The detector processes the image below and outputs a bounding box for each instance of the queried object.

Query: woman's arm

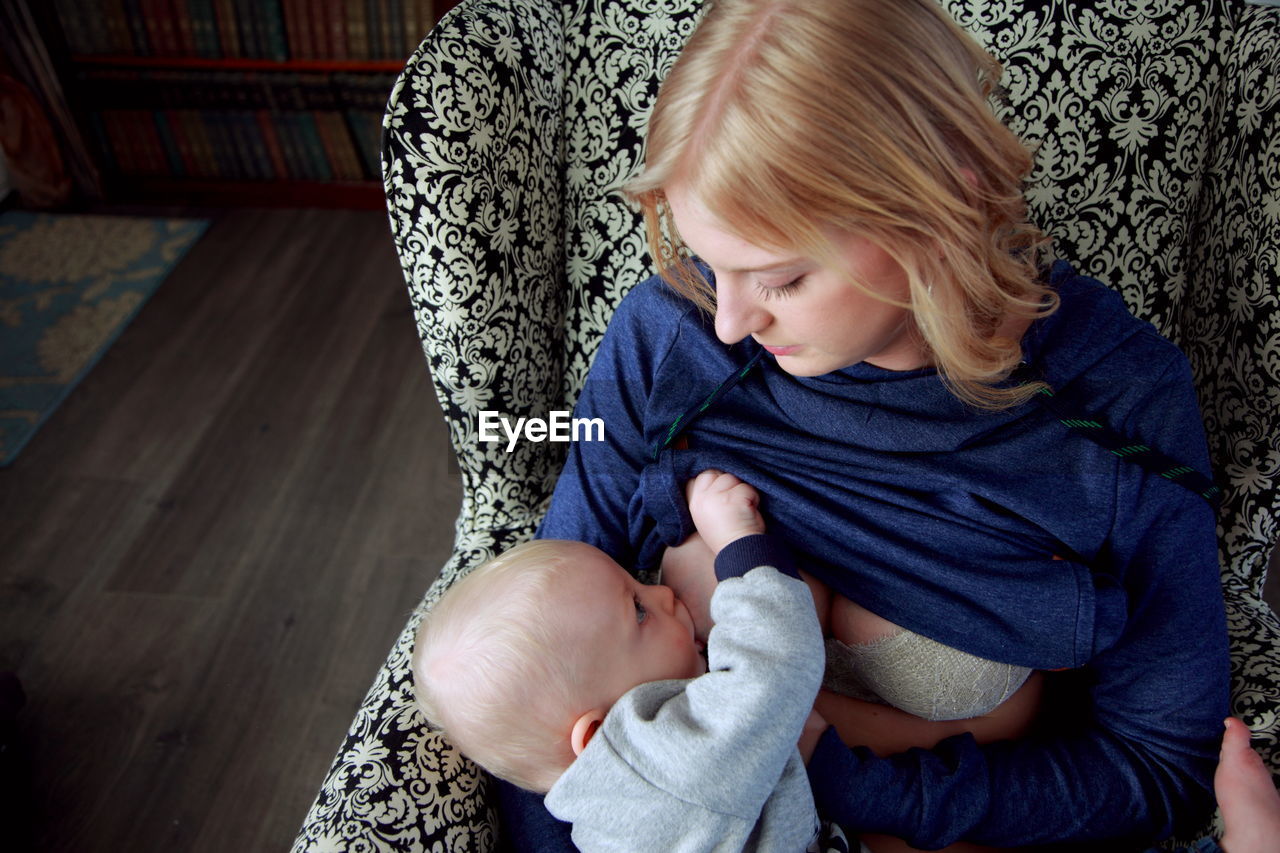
[536,277,692,561]
[807,357,1230,848]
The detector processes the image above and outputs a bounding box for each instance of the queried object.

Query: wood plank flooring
[0,208,460,852]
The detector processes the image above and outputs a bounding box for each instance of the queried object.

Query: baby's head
[412,539,705,792]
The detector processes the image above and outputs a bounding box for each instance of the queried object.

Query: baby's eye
[634,596,648,625]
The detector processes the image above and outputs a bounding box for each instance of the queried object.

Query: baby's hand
[685,469,766,554]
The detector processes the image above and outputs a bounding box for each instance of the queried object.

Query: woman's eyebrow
[716,258,809,274]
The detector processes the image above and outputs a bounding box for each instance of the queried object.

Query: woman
[510,0,1230,848]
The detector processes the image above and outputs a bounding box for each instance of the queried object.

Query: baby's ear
[570,710,606,757]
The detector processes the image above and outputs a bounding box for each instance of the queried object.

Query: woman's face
[666,187,930,376]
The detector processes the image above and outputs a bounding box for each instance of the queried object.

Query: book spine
[350,111,381,180]
[186,0,205,56]
[182,110,217,178]
[85,111,119,174]
[90,69,127,173]
[312,110,341,180]
[384,0,399,60]
[152,111,186,176]
[173,0,197,55]
[237,111,266,179]
[145,70,185,176]
[163,108,199,176]
[298,74,335,180]
[202,111,229,178]
[121,0,151,55]
[306,0,326,59]
[234,74,273,179]
[272,74,310,179]
[327,111,363,181]
[355,0,371,59]
[128,109,165,176]
[213,0,240,57]
[256,110,290,179]
[283,0,308,60]
[54,0,91,55]
[261,0,288,61]
[136,0,158,56]
[335,74,378,180]
[194,0,222,57]
[156,0,182,56]
[404,0,422,58]
[103,0,130,53]
[81,0,112,53]
[185,70,230,177]
[351,73,394,179]
[233,0,258,58]
[322,77,363,181]
[347,0,367,61]
[294,111,325,179]
[219,73,248,178]
[99,111,130,175]
[181,0,198,57]
[264,76,300,179]
[278,112,306,179]
[326,0,346,60]
[371,0,384,58]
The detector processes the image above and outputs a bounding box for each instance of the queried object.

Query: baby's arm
[687,469,829,762]
[668,471,831,642]
[547,472,828,850]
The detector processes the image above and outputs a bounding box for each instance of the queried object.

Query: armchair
[294,1,1280,849]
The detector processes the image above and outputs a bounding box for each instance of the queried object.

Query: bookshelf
[47,0,461,208]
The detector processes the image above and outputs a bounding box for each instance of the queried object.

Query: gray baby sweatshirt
[544,553,825,852]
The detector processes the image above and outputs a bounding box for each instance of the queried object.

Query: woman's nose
[713,279,769,344]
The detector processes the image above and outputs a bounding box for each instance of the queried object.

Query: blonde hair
[627,0,1057,408]
[412,540,597,793]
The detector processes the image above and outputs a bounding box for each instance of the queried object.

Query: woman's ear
[570,710,606,757]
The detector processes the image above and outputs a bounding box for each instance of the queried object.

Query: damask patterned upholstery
[293,1,1280,849]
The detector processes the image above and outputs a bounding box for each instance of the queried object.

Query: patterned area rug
[0,211,209,466]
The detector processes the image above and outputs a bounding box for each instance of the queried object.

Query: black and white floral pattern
[294,1,1279,849]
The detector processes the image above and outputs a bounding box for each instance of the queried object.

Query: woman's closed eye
[634,595,648,625]
[755,275,805,301]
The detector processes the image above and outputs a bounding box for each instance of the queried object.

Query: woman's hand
[685,469,766,554]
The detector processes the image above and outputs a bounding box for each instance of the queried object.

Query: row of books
[55,0,440,62]
[79,70,398,182]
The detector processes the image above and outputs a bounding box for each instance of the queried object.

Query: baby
[412,469,830,851]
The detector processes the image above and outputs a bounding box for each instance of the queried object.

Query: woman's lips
[761,344,800,356]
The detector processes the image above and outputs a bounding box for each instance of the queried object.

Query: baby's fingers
[687,468,732,501]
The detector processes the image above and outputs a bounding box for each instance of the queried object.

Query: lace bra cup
[823,631,1033,722]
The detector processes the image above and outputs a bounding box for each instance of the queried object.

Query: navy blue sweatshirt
[537,261,1229,847]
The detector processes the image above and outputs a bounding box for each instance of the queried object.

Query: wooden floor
[0,208,460,852]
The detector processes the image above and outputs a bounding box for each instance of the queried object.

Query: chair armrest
[384,0,571,533]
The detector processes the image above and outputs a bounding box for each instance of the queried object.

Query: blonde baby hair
[412,540,597,793]
[627,0,1057,409]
